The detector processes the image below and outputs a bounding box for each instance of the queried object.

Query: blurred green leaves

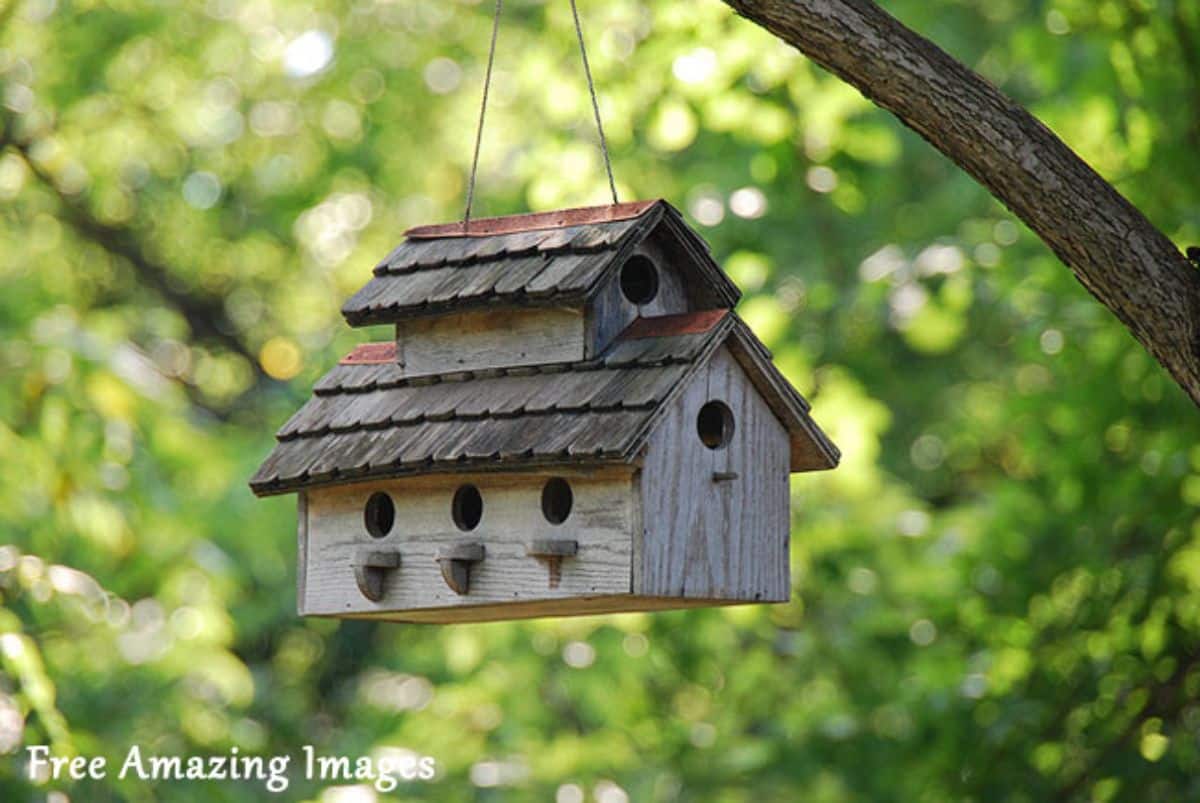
[0,0,1198,801]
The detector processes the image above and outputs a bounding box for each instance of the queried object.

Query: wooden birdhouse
[250,200,839,623]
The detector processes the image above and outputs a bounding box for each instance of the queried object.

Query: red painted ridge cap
[618,309,730,340]
[405,200,663,240]
[340,342,397,365]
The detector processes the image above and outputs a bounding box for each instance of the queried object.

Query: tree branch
[1171,6,1200,149]
[1054,642,1199,800]
[722,0,1200,407]
[10,142,260,366]
[0,123,279,418]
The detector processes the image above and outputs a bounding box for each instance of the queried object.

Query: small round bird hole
[620,255,660,305]
[452,484,484,531]
[541,478,574,525]
[697,401,735,449]
[364,492,395,539]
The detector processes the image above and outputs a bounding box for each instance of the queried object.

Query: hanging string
[464,0,504,226]
[569,0,619,206]
[464,0,619,225]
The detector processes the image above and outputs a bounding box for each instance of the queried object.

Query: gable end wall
[635,346,791,601]
[586,233,690,358]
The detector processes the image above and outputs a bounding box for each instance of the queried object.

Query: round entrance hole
[364,492,395,539]
[452,484,484,531]
[620,255,659,305]
[541,478,574,525]
[697,401,735,450]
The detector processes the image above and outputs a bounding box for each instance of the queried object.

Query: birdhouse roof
[340,200,740,327]
[249,310,838,497]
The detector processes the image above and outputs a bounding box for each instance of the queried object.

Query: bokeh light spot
[673,48,717,85]
[284,31,334,78]
[182,172,221,210]
[806,165,838,193]
[729,187,767,219]
[260,337,302,380]
[424,58,462,94]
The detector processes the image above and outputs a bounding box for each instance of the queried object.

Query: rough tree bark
[722,0,1200,408]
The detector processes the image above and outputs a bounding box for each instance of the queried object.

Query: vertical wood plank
[630,469,645,593]
[585,277,629,360]
[394,326,406,372]
[297,492,309,615]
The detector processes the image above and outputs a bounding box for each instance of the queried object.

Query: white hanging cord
[464,0,619,225]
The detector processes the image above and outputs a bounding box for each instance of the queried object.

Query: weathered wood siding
[396,307,585,377]
[297,492,309,615]
[636,346,792,601]
[302,468,636,621]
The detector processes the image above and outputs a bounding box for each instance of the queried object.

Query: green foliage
[1,0,1199,800]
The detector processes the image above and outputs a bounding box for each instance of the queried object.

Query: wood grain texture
[723,0,1200,407]
[649,209,741,309]
[637,346,791,601]
[297,492,309,615]
[586,272,632,360]
[302,468,637,617]
[396,307,586,377]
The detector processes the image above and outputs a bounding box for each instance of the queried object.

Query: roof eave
[341,289,592,328]
[723,316,841,472]
[657,204,742,309]
[613,313,739,464]
[249,310,737,497]
[249,452,638,498]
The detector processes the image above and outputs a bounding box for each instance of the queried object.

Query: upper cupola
[340,200,741,379]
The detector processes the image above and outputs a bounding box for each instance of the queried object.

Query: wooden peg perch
[436,543,486,595]
[354,550,401,602]
[527,539,579,588]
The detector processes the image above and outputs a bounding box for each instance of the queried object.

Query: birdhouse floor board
[328,595,754,625]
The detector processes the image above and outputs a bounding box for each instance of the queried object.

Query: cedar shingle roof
[340,200,740,326]
[249,312,839,497]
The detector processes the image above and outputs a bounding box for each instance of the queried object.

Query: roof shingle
[252,304,840,497]
[250,316,730,496]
